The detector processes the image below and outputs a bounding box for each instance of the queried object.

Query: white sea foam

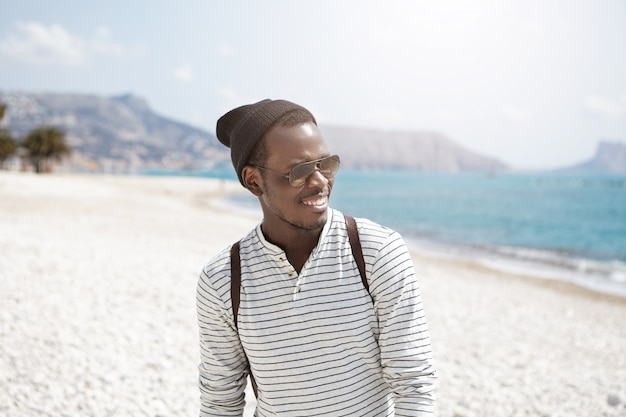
[404,236,626,299]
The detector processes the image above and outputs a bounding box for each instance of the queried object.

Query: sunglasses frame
[253,154,341,188]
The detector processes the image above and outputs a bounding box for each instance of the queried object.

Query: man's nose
[305,169,329,187]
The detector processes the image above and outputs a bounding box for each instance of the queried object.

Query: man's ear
[242,165,263,196]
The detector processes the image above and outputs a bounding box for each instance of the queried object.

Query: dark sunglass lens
[288,156,341,186]
[290,161,316,183]
[320,155,340,174]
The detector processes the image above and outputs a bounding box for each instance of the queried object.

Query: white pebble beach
[1,172,625,417]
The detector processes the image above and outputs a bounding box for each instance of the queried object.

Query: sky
[0,0,625,169]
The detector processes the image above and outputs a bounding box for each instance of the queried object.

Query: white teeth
[303,196,327,206]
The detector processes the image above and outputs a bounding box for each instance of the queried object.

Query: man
[197,99,436,416]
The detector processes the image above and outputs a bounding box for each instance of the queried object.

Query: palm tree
[0,130,17,169]
[0,102,17,169]
[21,126,71,173]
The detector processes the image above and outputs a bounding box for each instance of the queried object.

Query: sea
[143,169,626,298]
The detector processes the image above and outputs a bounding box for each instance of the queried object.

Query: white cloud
[584,95,624,118]
[173,65,194,82]
[501,104,532,122]
[0,21,87,66]
[0,21,140,67]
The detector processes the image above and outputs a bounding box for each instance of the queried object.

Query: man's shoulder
[200,227,258,279]
[200,246,230,282]
[333,209,395,239]
[331,210,405,262]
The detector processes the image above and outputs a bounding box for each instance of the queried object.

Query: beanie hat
[216,99,316,186]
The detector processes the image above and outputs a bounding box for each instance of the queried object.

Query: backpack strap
[229,241,242,329]
[229,240,258,397]
[344,215,368,293]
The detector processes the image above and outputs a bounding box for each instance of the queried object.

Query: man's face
[257,122,334,232]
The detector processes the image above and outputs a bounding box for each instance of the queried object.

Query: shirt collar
[253,208,336,256]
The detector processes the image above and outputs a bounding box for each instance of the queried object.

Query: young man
[197,99,436,416]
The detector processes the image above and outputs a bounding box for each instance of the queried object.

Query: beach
[1,172,625,417]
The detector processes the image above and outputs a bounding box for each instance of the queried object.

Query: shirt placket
[277,255,303,302]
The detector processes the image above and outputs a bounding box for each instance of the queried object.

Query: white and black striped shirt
[197,209,436,416]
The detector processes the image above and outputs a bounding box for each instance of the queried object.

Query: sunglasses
[253,155,341,188]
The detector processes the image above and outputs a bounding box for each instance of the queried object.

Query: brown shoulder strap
[230,241,241,329]
[345,215,369,292]
[229,240,258,397]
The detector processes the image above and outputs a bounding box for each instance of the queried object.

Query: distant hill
[0,91,229,173]
[554,141,626,174]
[320,125,508,172]
[0,91,509,173]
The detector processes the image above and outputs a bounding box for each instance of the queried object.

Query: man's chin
[291,211,328,231]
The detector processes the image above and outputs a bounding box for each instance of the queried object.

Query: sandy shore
[1,172,625,417]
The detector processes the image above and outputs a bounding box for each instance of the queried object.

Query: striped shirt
[197,209,436,416]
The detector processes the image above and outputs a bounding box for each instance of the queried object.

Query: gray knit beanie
[216,99,316,186]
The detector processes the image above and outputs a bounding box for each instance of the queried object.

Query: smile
[302,195,328,207]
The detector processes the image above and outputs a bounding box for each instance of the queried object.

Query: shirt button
[294,286,301,293]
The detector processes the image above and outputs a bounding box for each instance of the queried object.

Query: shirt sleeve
[196,260,249,417]
[369,230,437,416]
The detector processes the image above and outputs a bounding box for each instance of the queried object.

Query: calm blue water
[332,171,626,262]
[142,169,626,297]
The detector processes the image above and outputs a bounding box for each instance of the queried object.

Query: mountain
[0,91,229,173]
[0,91,509,173]
[319,125,508,172]
[554,141,626,174]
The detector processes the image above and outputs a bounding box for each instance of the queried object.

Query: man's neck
[261,223,323,274]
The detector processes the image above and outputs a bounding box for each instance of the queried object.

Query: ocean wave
[404,236,626,299]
